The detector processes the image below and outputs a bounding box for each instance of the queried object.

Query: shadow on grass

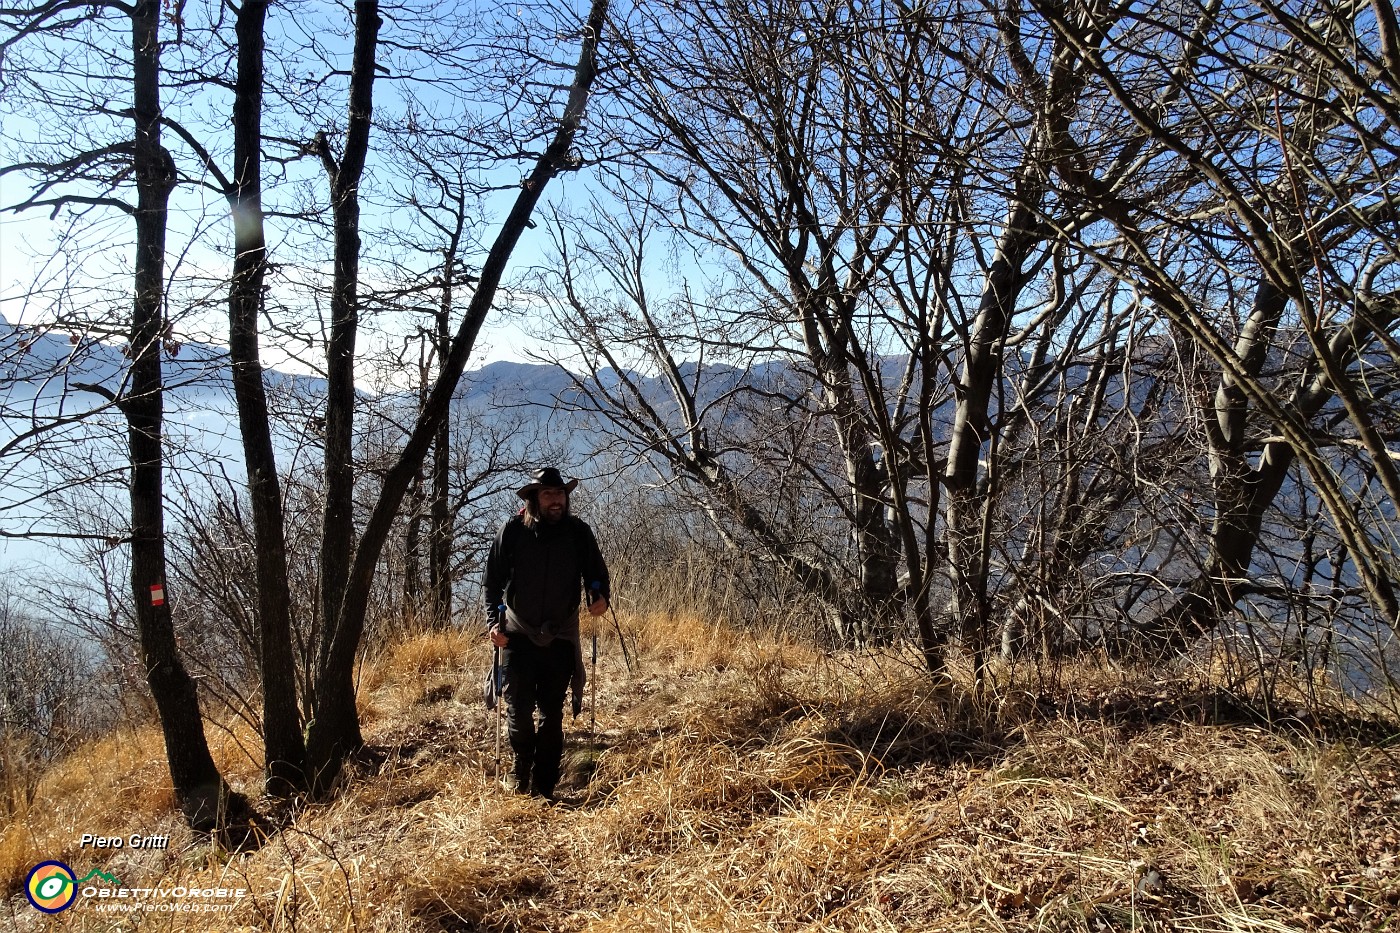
[1053,686,1400,746]
[820,682,1400,782]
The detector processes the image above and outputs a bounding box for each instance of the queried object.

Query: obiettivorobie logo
[25,862,122,913]
[24,860,245,915]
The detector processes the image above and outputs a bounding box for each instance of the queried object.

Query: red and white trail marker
[150,584,165,607]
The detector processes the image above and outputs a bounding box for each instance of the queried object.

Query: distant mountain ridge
[0,313,778,567]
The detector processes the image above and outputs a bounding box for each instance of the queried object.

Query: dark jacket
[482,513,610,647]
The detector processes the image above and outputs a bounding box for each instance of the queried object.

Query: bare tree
[550,0,1156,682]
[584,0,970,664]
[1028,0,1400,651]
[312,0,382,737]
[0,0,246,831]
[377,125,489,627]
[302,0,611,792]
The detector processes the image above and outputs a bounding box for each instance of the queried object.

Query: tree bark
[429,266,454,627]
[943,191,1043,663]
[228,0,306,797]
[129,0,241,830]
[313,0,382,757]
[312,0,383,767]
[1134,286,1398,656]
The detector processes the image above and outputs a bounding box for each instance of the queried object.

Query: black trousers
[500,635,574,794]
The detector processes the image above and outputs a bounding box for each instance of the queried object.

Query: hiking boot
[505,771,532,795]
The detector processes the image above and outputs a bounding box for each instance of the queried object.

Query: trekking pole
[492,644,502,775]
[610,602,634,674]
[492,603,505,777]
[593,580,633,674]
[587,583,600,733]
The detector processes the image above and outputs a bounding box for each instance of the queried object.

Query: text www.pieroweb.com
[91,901,237,913]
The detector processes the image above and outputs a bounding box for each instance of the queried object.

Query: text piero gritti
[79,834,170,850]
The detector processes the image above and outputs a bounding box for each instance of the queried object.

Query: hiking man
[484,467,610,799]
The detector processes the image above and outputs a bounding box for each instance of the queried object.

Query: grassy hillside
[3,615,1398,931]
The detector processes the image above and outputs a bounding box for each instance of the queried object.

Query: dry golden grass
[0,726,181,894]
[3,614,1398,932]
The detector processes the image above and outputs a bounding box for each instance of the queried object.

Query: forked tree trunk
[1133,284,1398,657]
[313,0,382,762]
[304,0,612,795]
[943,193,1043,669]
[316,0,380,638]
[229,0,306,796]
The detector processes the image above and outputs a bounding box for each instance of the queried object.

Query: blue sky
[0,0,601,378]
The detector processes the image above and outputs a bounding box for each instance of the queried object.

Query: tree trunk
[798,302,900,644]
[317,0,381,651]
[313,0,382,757]
[429,286,453,627]
[944,191,1043,666]
[304,0,611,795]
[129,0,241,830]
[843,413,901,643]
[404,463,424,614]
[229,0,306,797]
[1132,285,1400,656]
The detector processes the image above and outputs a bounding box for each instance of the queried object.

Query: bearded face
[534,487,568,523]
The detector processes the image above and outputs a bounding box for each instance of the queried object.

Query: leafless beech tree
[573,0,964,667]
[544,0,1399,685]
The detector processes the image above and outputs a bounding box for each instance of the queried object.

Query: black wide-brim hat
[516,466,579,500]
